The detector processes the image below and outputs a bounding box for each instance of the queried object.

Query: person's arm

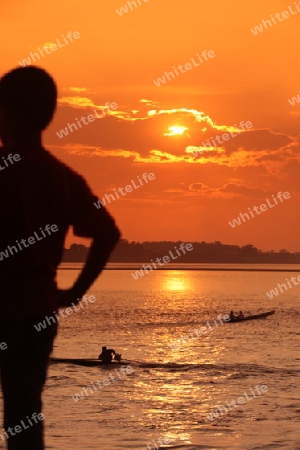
[71,229,120,300]
[56,173,121,308]
[57,230,120,307]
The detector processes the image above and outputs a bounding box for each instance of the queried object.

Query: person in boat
[229,311,236,321]
[237,311,244,319]
[114,352,122,362]
[98,346,116,363]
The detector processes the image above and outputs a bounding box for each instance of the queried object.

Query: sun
[164,126,189,136]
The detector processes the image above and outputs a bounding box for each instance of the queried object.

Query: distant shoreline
[58,265,300,272]
[63,240,300,266]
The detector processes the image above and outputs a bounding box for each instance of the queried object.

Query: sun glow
[164,126,189,136]
[161,273,192,292]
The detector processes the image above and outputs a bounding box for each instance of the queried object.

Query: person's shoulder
[43,148,89,185]
[42,148,76,174]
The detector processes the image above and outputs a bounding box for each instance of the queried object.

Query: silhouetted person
[229,311,236,321]
[237,311,244,319]
[0,66,120,450]
[98,346,116,364]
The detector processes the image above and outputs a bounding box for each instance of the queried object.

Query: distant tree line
[62,239,300,264]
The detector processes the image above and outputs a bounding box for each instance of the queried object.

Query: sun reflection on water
[160,271,193,292]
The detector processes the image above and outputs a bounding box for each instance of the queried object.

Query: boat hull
[227,310,275,323]
[49,357,128,367]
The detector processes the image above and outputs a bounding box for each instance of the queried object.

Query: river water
[1,265,299,450]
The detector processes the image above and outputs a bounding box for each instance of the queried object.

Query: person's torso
[0,145,76,319]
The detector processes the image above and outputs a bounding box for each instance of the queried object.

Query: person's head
[240,311,242,313]
[0,66,57,145]
[102,346,107,351]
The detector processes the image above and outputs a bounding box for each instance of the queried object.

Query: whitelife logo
[288,90,300,106]
[169,314,230,350]
[93,173,155,209]
[144,436,171,450]
[0,224,58,261]
[266,275,300,299]
[207,384,268,422]
[0,342,7,352]
[250,2,300,35]
[153,50,215,87]
[72,365,133,402]
[116,0,149,16]
[34,295,96,332]
[0,413,45,442]
[131,243,193,280]
[0,153,21,171]
[18,31,81,67]
[190,120,253,158]
[55,102,118,139]
[228,191,290,228]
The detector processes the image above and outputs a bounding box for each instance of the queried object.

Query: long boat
[49,357,129,367]
[227,310,275,323]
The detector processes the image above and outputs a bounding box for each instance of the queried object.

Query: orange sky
[1,0,300,251]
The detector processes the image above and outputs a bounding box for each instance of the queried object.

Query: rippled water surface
[1,265,300,450]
